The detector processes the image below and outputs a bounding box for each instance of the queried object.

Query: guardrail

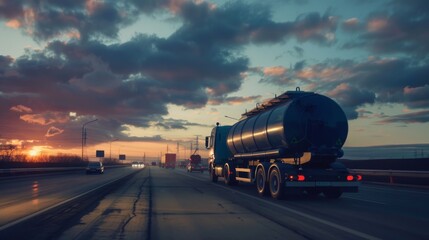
[0,167,83,173]
[1,167,428,185]
[0,165,127,177]
[350,169,429,185]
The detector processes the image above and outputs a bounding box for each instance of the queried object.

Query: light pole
[110,138,119,161]
[81,119,98,161]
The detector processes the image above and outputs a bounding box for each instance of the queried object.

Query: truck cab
[205,124,231,182]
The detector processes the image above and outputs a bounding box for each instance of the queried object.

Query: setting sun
[28,149,40,157]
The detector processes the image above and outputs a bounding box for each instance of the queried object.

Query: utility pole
[81,119,98,161]
[110,138,118,161]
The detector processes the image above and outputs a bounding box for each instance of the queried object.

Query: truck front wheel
[224,164,237,186]
[269,168,284,199]
[256,168,268,196]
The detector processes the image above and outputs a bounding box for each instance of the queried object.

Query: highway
[0,166,428,240]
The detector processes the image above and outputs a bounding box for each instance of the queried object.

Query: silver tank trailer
[226,91,348,160]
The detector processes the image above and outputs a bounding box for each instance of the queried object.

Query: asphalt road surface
[1,166,428,240]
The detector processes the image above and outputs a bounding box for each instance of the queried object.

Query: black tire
[323,188,343,199]
[256,167,269,196]
[269,168,284,200]
[210,164,218,183]
[224,164,238,186]
[224,164,233,185]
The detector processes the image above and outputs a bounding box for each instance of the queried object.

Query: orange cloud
[45,126,64,137]
[328,83,350,96]
[66,30,81,39]
[86,0,103,15]
[296,67,351,81]
[344,18,359,26]
[10,105,33,113]
[6,19,21,29]
[20,112,70,125]
[23,7,36,36]
[263,66,286,76]
[367,18,389,32]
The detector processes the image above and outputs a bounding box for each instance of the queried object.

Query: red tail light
[347,175,354,181]
[289,175,295,181]
[357,175,362,181]
[297,175,305,181]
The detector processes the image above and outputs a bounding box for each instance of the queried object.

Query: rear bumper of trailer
[284,181,360,192]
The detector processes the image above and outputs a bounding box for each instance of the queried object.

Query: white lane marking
[343,196,386,205]
[0,172,134,231]
[175,170,381,240]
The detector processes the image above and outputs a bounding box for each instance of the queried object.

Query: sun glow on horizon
[28,147,41,157]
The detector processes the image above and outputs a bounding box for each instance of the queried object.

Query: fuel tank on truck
[226,89,348,162]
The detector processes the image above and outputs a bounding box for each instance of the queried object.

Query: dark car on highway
[86,161,104,174]
[187,163,204,173]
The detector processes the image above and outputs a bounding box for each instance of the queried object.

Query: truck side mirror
[205,136,209,149]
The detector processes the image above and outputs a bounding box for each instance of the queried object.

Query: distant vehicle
[206,89,361,199]
[132,162,145,168]
[86,161,104,174]
[187,163,203,173]
[161,153,176,169]
[151,161,157,166]
[187,154,203,173]
[178,161,187,168]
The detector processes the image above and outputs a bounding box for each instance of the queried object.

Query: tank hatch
[241,89,313,120]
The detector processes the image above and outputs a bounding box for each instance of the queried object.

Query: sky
[0,0,428,160]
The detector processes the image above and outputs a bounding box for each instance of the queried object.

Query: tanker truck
[205,88,361,199]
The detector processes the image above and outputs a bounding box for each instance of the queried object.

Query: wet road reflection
[32,181,39,205]
[0,167,135,228]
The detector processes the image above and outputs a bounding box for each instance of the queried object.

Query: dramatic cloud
[2,0,426,151]
[0,0,142,41]
[378,110,429,124]
[257,57,429,119]
[10,104,32,113]
[45,126,64,137]
[1,0,346,150]
[403,85,429,109]
[208,95,261,106]
[154,118,210,130]
[341,0,429,57]
[342,18,361,32]
[173,1,338,47]
[20,112,70,125]
[326,83,375,120]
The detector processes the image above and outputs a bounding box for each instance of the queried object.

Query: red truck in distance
[161,153,176,169]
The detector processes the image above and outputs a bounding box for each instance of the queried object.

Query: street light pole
[81,119,98,161]
[110,138,119,161]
